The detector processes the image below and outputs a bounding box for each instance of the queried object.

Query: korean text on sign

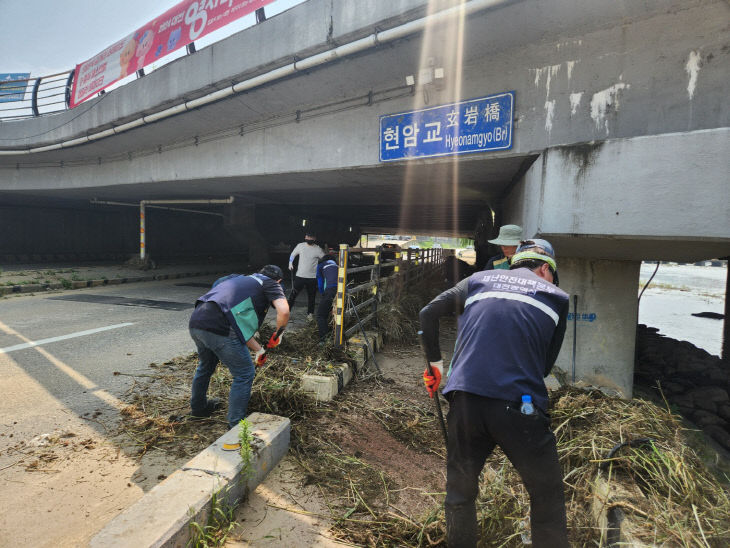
[379,92,514,161]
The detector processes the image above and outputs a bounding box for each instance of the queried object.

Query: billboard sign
[379,92,514,162]
[70,0,274,108]
[0,73,31,103]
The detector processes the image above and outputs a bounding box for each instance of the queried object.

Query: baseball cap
[511,239,557,273]
[259,264,284,280]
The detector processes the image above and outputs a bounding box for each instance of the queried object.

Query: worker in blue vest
[484,224,523,270]
[315,254,339,343]
[420,239,570,547]
[188,265,289,429]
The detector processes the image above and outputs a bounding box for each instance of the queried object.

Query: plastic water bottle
[520,395,535,415]
[518,518,532,544]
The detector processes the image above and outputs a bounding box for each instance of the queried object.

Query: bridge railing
[333,244,445,347]
[0,71,75,120]
[0,7,275,122]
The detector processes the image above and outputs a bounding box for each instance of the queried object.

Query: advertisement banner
[70,0,274,108]
[0,73,31,103]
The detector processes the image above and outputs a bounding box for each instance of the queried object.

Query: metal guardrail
[0,71,74,120]
[0,7,272,121]
[332,245,445,347]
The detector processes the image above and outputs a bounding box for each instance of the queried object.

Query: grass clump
[187,488,237,548]
[238,418,253,480]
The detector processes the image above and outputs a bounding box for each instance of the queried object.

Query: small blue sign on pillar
[0,73,31,103]
[380,91,514,162]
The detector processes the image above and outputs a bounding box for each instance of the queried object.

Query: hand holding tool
[254,348,267,367]
[418,331,448,446]
[266,327,285,349]
[423,360,443,398]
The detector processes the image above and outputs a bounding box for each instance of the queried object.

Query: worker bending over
[420,239,570,547]
[188,265,289,429]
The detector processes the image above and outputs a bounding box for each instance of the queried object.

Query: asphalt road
[0,272,307,440]
[0,273,314,545]
[0,277,221,433]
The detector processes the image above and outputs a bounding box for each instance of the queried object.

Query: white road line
[0,322,134,354]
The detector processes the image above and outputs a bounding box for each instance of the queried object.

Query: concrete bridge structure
[1,0,728,396]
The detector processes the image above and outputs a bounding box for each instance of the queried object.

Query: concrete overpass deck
[1,0,728,395]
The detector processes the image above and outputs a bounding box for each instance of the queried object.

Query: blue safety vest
[443,268,569,412]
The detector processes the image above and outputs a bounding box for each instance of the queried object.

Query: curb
[0,268,228,297]
[299,331,382,402]
[302,362,354,401]
[90,412,290,548]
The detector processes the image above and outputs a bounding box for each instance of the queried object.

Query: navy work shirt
[189,273,285,344]
[419,267,569,412]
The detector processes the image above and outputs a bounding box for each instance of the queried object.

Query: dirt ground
[0,408,182,547]
[226,345,451,547]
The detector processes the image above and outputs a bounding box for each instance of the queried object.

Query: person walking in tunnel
[188,265,289,429]
[484,224,523,270]
[419,239,570,547]
[288,232,325,320]
[315,253,339,343]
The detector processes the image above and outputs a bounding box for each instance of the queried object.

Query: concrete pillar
[554,258,640,398]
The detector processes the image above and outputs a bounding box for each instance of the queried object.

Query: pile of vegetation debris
[117,347,730,546]
[115,323,344,459]
[115,280,729,546]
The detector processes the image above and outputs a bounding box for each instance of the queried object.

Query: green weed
[238,418,254,480]
[187,489,237,548]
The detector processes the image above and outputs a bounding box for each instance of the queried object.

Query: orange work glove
[266,330,283,349]
[423,360,444,398]
[254,348,267,367]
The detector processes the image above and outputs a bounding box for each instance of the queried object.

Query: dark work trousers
[445,391,569,548]
[288,276,317,315]
[316,287,337,341]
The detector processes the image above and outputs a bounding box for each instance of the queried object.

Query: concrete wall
[554,258,641,398]
[0,204,243,262]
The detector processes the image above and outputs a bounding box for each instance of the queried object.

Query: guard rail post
[334,244,349,348]
[394,250,403,300]
[372,246,382,329]
[31,77,42,117]
[406,249,412,287]
[64,69,75,108]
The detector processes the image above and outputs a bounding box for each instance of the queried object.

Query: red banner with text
[70,0,274,108]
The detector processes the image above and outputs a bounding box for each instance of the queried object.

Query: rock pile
[635,324,730,451]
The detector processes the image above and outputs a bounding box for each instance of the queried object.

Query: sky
[0,0,305,77]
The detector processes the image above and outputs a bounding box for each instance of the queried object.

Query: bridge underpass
[1,0,728,397]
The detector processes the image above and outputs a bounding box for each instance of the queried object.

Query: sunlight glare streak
[400,0,468,238]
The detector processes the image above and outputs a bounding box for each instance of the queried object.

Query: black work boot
[191,397,223,418]
[445,502,478,547]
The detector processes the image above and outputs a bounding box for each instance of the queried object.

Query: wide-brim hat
[488,224,523,246]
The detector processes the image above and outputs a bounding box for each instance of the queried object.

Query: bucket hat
[488,224,523,246]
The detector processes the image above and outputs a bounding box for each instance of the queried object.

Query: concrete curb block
[348,330,382,371]
[90,412,290,548]
[301,362,354,401]
[299,330,383,402]
[0,269,228,297]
